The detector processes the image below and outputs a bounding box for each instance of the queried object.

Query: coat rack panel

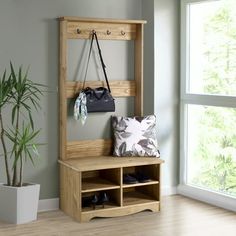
[66,80,136,98]
[67,21,137,40]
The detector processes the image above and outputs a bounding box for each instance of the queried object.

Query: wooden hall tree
[58,17,164,222]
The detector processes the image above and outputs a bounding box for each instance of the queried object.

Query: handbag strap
[83,32,111,93]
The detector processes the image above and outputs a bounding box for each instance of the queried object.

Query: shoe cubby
[82,168,120,193]
[122,164,160,188]
[82,189,121,212]
[60,157,163,222]
[123,185,159,207]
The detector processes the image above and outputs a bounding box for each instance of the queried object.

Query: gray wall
[0,0,180,199]
[142,0,155,115]
[142,0,180,192]
[0,0,142,199]
[154,0,180,190]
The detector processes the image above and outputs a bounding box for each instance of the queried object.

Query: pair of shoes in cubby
[82,192,109,210]
[123,172,151,184]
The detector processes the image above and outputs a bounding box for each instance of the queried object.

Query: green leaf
[28,112,34,130]
[11,106,17,125]
[32,144,39,156]
[10,61,17,81]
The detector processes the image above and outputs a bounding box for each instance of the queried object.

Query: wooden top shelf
[58,16,147,24]
[59,156,164,172]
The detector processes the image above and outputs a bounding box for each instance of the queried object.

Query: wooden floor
[0,195,236,236]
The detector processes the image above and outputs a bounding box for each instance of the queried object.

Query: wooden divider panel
[67,139,113,159]
[66,80,136,99]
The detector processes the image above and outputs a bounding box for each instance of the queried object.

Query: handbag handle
[83,32,111,93]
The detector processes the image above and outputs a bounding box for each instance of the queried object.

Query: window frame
[179,0,236,211]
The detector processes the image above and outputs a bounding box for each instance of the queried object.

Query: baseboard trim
[38,198,59,212]
[177,184,236,212]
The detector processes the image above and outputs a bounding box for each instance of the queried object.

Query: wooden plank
[159,164,162,210]
[82,177,120,193]
[66,80,136,98]
[67,21,137,40]
[122,181,159,189]
[81,202,119,213]
[123,191,158,206]
[120,167,123,207]
[60,165,81,221]
[134,24,144,116]
[67,139,113,159]
[59,20,68,161]
[81,201,159,222]
[59,156,164,172]
[59,17,147,25]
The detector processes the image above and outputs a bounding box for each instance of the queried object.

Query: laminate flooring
[0,195,236,236]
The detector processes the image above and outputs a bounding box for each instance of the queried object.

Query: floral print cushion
[112,115,160,157]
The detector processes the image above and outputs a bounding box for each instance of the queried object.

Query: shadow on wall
[43,18,59,198]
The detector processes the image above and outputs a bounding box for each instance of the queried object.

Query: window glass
[187,104,236,197]
[188,0,236,96]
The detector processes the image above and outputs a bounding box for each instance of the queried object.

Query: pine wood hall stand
[58,16,164,222]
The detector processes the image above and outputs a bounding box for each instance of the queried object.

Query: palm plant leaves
[6,124,41,166]
[10,62,44,130]
[0,69,14,186]
[0,70,13,108]
[5,123,41,187]
[0,62,45,186]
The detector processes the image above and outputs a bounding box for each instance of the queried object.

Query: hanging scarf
[74,91,88,125]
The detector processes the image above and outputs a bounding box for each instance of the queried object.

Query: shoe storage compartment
[122,164,160,207]
[122,164,160,187]
[59,157,163,222]
[82,189,121,212]
[81,169,122,213]
[123,185,159,207]
[82,168,120,193]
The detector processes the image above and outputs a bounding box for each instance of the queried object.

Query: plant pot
[0,183,40,224]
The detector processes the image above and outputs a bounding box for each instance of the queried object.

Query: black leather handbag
[82,32,115,113]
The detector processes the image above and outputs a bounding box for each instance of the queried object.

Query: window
[180,0,236,203]
[187,105,236,196]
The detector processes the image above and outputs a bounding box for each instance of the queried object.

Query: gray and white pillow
[112,115,160,157]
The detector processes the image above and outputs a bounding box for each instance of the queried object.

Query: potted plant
[0,62,44,224]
